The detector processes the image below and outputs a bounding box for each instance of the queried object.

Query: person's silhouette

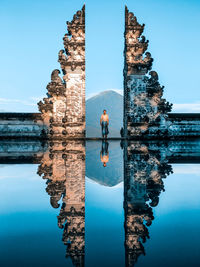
[100,110,109,139]
[100,140,109,167]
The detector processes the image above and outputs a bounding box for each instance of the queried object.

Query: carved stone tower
[123,6,172,138]
[38,6,85,138]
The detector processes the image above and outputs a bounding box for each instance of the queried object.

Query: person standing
[100,109,109,139]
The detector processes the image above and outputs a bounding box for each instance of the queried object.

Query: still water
[0,140,200,267]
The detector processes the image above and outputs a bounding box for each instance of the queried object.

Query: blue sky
[0,0,200,112]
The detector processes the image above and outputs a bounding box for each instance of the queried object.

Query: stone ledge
[168,113,200,120]
[0,112,42,121]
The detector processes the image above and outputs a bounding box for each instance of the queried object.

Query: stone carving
[123,140,173,266]
[125,8,153,75]
[38,5,85,138]
[124,6,173,138]
[1,5,200,139]
[38,140,85,266]
[47,69,66,97]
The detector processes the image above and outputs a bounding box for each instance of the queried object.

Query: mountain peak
[86,89,123,137]
[87,90,123,101]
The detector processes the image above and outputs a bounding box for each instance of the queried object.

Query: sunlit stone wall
[38,6,85,138]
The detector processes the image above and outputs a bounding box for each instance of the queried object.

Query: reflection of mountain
[86,141,123,187]
[86,90,123,137]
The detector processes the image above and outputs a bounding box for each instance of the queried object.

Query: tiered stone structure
[124,6,172,138]
[123,140,173,266]
[38,5,85,138]
[38,140,85,266]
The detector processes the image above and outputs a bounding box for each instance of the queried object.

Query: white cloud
[1,94,200,114]
[0,97,39,107]
[30,96,44,102]
[173,102,200,113]
[173,165,200,175]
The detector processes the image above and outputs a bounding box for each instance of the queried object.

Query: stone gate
[38,5,85,139]
[0,5,200,139]
[123,6,200,139]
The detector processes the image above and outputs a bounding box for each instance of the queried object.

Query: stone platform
[0,112,200,139]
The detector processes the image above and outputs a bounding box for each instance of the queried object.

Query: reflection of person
[100,110,109,139]
[100,140,109,167]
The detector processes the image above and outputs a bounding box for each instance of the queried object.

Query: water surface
[0,140,200,267]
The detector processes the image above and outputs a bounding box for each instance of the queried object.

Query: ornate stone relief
[124,6,172,138]
[38,6,85,138]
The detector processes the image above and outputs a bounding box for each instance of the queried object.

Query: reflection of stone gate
[123,139,200,266]
[123,141,172,266]
[0,139,200,266]
[38,140,85,266]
